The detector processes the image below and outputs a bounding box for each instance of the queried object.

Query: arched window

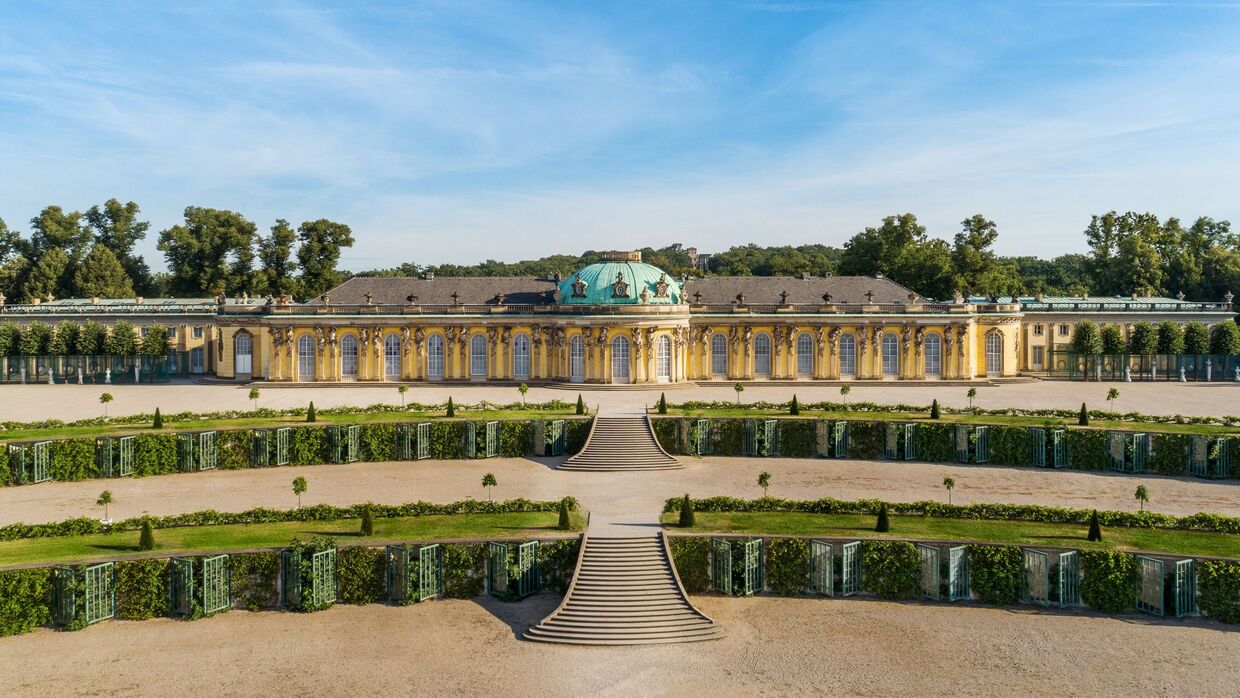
[570,335,585,383]
[839,333,856,376]
[882,333,899,377]
[657,335,671,381]
[297,334,315,381]
[384,334,401,380]
[924,333,942,377]
[754,333,771,376]
[233,332,252,376]
[512,333,530,380]
[711,333,728,376]
[427,334,445,379]
[986,332,1003,376]
[470,334,488,378]
[796,333,814,376]
[341,334,358,379]
[611,335,631,383]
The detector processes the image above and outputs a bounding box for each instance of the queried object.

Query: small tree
[966,387,977,409]
[1078,402,1089,426]
[398,384,408,407]
[942,476,955,505]
[138,519,155,551]
[1106,388,1119,411]
[249,387,260,410]
[840,384,851,406]
[306,401,317,422]
[518,382,529,406]
[557,498,571,531]
[678,493,695,527]
[152,407,163,429]
[446,396,455,418]
[575,394,586,415]
[292,476,307,508]
[930,399,940,420]
[1087,510,1102,542]
[97,490,113,520]
[360,504,374,536]
[657,392,667,414]
[1100,325,1125,354]
[874,503,890,533]
[734,382,744,405]
[789,394,799,416]
[1072,321,1103,356]
[758,471,771,497]
[482,472,497,501]
[1134,485,1149,511]
[99,392,113,418]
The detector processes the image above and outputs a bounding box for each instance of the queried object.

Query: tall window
[512,333,531,380]
[611,335,631,383]
[881,333,899,376]
[657,335,671,381]
[754,333,771,376]
[711,333,728,375]
[297,334,315,381]
[470,334,487,378]
[427,334,445,379]
[191,348,204,373]
[796,333,814,375]
[986,332,1003,375]
[384,334,401,380]
[341,334,358,379]
[234,332,252,375]
[839,333,856,375]
[924,333,941,377]
[570,335,585,383]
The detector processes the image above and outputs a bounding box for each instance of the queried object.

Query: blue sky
[1,1,1239,271]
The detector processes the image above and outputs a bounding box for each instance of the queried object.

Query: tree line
[0,320,169,357]
[0,201,354,303]
[1069,319,1240,356]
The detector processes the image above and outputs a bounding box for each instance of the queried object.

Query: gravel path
[1,596,1235,697]
[3,455,1236,528]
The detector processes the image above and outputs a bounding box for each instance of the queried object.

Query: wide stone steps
[559,416,680,471]
[523,534,724,646]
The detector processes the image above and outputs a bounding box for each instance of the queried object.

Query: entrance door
[191,348,204,374]
[611,335,630,384]
[297,335,315,381]
[570,336,584,383]
[234,333,252,379]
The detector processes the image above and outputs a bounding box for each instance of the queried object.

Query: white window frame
[881,333,899,377]
[711,333,728,376]
[234,332,253,375]
[657,335,671,381]
[470,334,487,378]
[297,334,315,381]
[796,333,813,375]
[384,334,401,380]
[986,332,1003,375]
[839,333,856,376]
[754,333,771,376]
[924,333,942,376]
[340,334,358,379]
[570,335,585,383]
[512,333,531,380]
[611,335,631,383]
[427,334,445,379]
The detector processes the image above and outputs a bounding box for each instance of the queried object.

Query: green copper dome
[559,251,682,305]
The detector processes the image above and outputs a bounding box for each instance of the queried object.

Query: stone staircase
[560,415,680,471]
[524,534,725,645]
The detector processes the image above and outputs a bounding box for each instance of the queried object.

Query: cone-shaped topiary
[930,399,940,419]
[557,497,571,531]
[1078,402,1089,426]
[360,504,374,536]
[152,407,163,429]
[1087,510,1102,542]
[307,401,317,423]
[138,519,155,551]
[658,392,668,414]
[790,394,800,416]
[678,493,695,527]
[446,396,455,418]
[576,394,585,415]
[875,503,890,533]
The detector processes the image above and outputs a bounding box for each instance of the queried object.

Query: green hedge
[537,538,582,594]
[663,496,1240,535]
[778,421,817,458]
[1198,560,1240,623]
[231,552,280,611]
[989,426,1030,466]
[765,538,809,595]
[217,430,252,470]
[967,545,1022,605]
[861,541,921,600]
[653,418,677,453]
[443,543,486,599]
[134,433,178,476]
[669,537,711,594]
[0,568,51,636]
[1080,550,1136,614]
[337,546,386,605]
[848,421,885,460]
[116,559,169,620]
[49,439,97,481]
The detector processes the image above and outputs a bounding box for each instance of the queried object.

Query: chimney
[424,271,435,280]
[135,296,144,304]
[91,296,100,304]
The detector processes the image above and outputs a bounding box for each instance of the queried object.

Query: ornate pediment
[654,273,670,298]
[571,275,587,298]
[611,271,630,298]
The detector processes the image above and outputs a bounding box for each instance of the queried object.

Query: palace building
[1,251,1234,384]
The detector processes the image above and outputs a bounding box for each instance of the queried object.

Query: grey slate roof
[308,276,560,306]
[682,276,921,305]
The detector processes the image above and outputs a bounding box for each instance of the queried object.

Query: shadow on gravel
[471,592,562,640]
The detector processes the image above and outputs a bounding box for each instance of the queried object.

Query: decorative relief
[654,273,670,298]
[571,275,587,298]
[611,272,630,298]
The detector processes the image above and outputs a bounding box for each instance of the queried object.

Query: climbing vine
[967,545,1022,605]
[1080,550,1136,614]
[860,541,921,600]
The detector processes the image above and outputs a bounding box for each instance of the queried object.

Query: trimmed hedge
[662,496,1240,535]
[861,541,920,600]
[115,558,170,620]
[967,545,1022,605]
[337,546,386,605]
[1080,550,1136,614]
[669,537,711,594]
[0,567,51,636]
[1198,560,1240,623]
[537,538,582,594]
[443,543,487,599]
[765,538,809,595]
[231,551,280,611]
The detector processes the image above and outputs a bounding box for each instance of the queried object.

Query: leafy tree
[1184,322,1210,354]
[734,382,744,405]
[1078,403,1089,426]
[758,471,771,496]
[292,476,307,507]
[157,206,257,295]
[557,498,571,531]
[943,476,955,504]
[73,244,134,298]
[99,392,113,417]
[518,382,529,406]
[249,387,260,409]
[1100,325,1125,354]
[966,387,977,408]
[254,219,298,296]
[139,325,169,356]
[398,384,408,407]
[1134,485,1149,511]
[1083,211,1165,296]
[875,503,890,533]
[0,321,16,356]
[104,320,138,356]
[838,214,955,299]
[1106,388,1119,410]
[152,407,163,429]
[1127,322,1157,355]
[18,321,50,355]
[1071,321,1103,355]
[296,218,354,299]
[951,214,1021,296]
[47,320,77,355]
[1156,321,1185,355]
[28,205,90,265]
[84,199,150,292]
[840,384,850,405]
[306,401,317,422]
[21,247,69,302]
[1209,320,1240,355]
[97,490,113,520]
[930,399,941,419]
[481,472,497,502]
[138,519,155,551]
[76,321,107,355]
[360,504,374,536]
[678,493,694,527]
[1087,510,1102,541]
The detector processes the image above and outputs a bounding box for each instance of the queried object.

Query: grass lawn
[0,408,583,442]
[654,407,1239,435]
[661,511,1240,559]
[0,511,584,567]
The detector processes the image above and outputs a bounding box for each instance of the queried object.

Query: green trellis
[8,441,52,484]
[395,425,414,460]
[53,562,116,627]
[954,425,989,464]
[281,547,337,611]
[95,436,135,478]
[329,425,360,464]
[1173,559,1197,618]
[386,543,445,603]
[533,420,566,456]
[883,423,916,460]
[711,538,763,596]
[1056,551,1080,607]
[465,421,498,459]
[385,545,411,602]
[809,540,833,596]
[487,541,539,600]
[947,546,970,601]
[396,423,432,460]
[815,420,848,458]
[177,432,218,471]
[170,554,232,617]
[1022,549,1050,606]
[743,419,780,457]
[686,418,713,456]
[916,543,940,600]
[841,541,862,596]
[253,428,291,467]
[1135,555,1164,616]
[1188,436,1228,479]
[1108,431,1148,473]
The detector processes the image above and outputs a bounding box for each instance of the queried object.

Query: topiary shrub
[575,394,585,415]
[789,395,800,416]
[336,546,385,604]
[930,399,940,419]
[860,541,920,600]
[115,559,168,620]
[1087,510,1102,542]
[152,407,163,429]
[679,494,695,527]
[874,503,889,532]
[446,397,455,418]
[658,393,668,414]
[557,498,571,531]
[1198,560,1240,623]
[1078,403,1089,426]
[306,402,317,422]
[138,519,155,551]
[967,545,1022,605]
[0,568,52,636]
[1080,550,1135,614]
[360,504,374,537]
[765,538,809,596]
[669,537,711,593]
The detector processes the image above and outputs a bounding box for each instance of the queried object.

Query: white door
[513,334,530,380]
[427,334,444,379]
[297,335,315,381]
[611,336,630,384]
[986,333,1003,376]
[570,336,585,383]
[234,333,252,377]
[191,348,204,374]
[384,334,401,380]
[657,335,671,382]
[470,334,487,379]
[341,334,358,379]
